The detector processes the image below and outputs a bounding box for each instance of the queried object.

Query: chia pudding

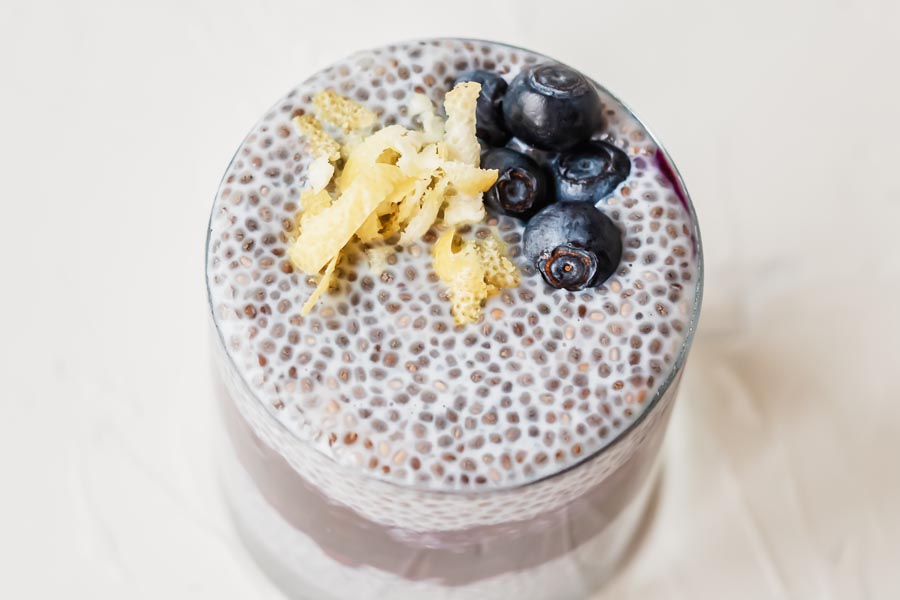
[206,38,702,600]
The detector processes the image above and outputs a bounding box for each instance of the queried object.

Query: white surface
[1,1,898,598]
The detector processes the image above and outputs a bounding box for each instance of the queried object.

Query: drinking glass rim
[204,37,704,497]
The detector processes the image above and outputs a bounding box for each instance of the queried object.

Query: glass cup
[206,38,703,600]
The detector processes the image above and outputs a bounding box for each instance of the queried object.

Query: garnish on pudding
[523,202,622,291]
[432,229,518,326]
[289,86,506,321]
[472,63,627,291]
[289,61,634,322]
[552,141,631,203]
[480,148,549,220]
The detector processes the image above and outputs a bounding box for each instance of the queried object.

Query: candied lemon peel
[442,82,482,166]
[291,114,341,161]
[432,229,519,325]
[313,90,377,132]
[290,85,517,319]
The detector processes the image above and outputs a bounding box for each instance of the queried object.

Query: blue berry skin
[505,136,558,171]
[553,141,631,203]
[502,63,603,152]
[453,70,509,146]
[481,148,550,220]
[523,202,622,290]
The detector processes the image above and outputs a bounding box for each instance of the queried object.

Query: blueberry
[553,141,631,203]
[502,63,603,151]
[453,70,509,146]
[505,136,557,170]
[523,203,622,291]
[481,148,550,220]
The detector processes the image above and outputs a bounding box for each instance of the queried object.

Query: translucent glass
[206,38,703,600]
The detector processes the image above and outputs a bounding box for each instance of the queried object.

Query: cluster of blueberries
[455,64,629,291]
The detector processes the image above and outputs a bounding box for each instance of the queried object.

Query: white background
[2,0,899,598]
